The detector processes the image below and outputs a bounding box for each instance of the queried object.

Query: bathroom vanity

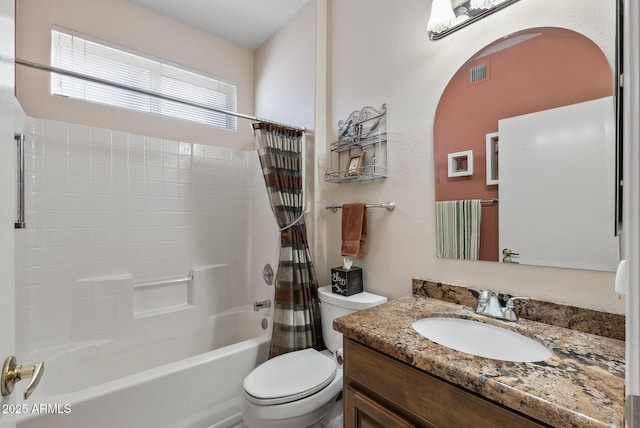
[343,338,547,427]
[334,280,625,428]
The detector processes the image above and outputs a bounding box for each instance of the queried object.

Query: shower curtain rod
[15,58,306,132]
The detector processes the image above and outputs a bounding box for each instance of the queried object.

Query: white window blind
[51,28,238,130]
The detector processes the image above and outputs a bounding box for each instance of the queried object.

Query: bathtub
[17,308,270,428]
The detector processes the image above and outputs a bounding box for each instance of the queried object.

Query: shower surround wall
[15,117,277,353]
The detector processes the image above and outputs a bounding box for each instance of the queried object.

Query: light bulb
[428,0,457,33]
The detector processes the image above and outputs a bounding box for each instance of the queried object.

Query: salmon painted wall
[434,27,612,261]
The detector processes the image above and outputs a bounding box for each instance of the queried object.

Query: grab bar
[14,133,25,229]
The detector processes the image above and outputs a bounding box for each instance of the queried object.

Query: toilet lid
[243,348,336,405]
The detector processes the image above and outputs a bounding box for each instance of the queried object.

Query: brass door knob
[502,248,520,264]
[502,248,520,257]
[1,356,44,400]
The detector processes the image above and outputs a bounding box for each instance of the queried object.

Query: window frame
[50,26,238,131]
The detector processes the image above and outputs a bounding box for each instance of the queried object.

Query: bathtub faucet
[254,299,271,311]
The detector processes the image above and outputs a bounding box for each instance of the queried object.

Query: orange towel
[341,203,368,259]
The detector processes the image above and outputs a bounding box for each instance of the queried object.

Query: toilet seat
[243,348,337,406]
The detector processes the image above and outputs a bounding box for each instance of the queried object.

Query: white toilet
[241,285,387,428]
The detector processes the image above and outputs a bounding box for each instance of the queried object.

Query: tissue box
[331,266,363,296]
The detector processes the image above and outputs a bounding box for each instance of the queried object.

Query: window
[51,27,238,130]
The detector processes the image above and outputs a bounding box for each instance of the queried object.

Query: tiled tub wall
[15,118,277,352]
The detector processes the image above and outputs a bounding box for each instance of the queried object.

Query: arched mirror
[434,27,619,271]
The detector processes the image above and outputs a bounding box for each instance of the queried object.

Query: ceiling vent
[470,63,487,83]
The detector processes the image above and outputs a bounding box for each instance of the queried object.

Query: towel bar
[325,201,396,213]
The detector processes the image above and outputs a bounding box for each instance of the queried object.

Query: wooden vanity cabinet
[343,338,549,428]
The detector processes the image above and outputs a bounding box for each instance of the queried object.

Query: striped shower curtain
[252,122,325,358]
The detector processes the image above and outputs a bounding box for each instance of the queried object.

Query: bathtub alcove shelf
[324,104,388,183]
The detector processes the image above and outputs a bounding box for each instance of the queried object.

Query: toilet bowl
[240,285,387,428]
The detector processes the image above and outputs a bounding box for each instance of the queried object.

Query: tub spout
[254,299,271,311]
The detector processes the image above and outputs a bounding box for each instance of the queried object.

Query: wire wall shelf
[330,130,388,153]
[325,104,388,184]
[324,166,389,183]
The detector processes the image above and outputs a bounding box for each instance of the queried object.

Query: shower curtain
[253,122,325,358]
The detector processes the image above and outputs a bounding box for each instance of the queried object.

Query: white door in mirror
[498,97,619,272]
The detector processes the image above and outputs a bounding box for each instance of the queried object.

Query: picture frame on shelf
[345,153,365,177]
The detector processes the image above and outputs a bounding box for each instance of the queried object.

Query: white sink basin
[411,317,552,362]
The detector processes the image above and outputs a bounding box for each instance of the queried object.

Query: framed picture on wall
[447,150,474,177]
[345,153,365,177]
[485,133,499,185]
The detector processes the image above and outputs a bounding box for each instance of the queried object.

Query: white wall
[0,0,20,417]
[254,0,329,277]
[15,117,273,352]
[14,0,625,352]
[325,0,624,313]
[13,0,281,354]
[254,0,318,131]
[16,0,255,149]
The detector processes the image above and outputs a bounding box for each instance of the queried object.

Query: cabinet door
[344,385,419,428]
[345,339,548,428]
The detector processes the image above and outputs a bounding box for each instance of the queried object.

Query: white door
[0,0,18,425]
[498,97,619,271]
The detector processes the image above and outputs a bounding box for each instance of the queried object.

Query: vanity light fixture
[428,0,521,40]
[427,0,457,34]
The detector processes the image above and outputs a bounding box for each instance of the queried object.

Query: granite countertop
[333,295,625,428]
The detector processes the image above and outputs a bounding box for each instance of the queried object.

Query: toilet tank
[317,285,387,352]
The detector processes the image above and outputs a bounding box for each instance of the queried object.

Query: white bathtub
[17,309,269,428]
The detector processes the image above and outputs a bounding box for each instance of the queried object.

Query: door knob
[502,248,520,264]
[1,356,44,399]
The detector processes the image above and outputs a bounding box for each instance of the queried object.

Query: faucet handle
[468,287,493,302]
[468,287,482,297]
[505,296,529,308]
[502,296,529,321]
[468,288,496,314]
[478,289,498,302]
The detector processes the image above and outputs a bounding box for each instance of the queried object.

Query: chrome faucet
[469,288,528,322]
[254,299,271,311]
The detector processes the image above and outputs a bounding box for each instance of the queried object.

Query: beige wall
[16,0,255,148]
[325,0,624,313]
[254,0,329,277]
[14,0,624,314]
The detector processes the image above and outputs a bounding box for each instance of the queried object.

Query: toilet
[241,285,387,428]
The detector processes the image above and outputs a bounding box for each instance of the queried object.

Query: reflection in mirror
[428,0,521,41]
[434,27,619,271]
